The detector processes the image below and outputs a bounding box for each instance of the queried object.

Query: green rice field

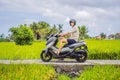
[0,64,55,80]
[0,64,119,80]
[0,40,120,60]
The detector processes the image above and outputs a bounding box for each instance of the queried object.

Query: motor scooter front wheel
[75,50,87,62]
[40,51,52,62]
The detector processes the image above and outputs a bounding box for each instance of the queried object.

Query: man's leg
[57,37,67,55]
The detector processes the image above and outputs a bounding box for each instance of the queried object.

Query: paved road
[0,60,120,66]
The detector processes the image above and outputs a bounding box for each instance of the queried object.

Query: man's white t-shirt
[69,26,79,41]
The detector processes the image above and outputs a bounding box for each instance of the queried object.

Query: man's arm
[59,32,69,37]
[59,27,77,37]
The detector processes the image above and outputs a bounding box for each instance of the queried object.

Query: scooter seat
[78,40,85,43]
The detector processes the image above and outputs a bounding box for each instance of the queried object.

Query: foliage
[78,25,89,40]
[0,34,10,42]
[0,38,10,42]
[58,24,63,33]
[57,74,71,80]
[0,40,120,59]
[0,64,56,80]
[100,32,106,39]
[30,21,59,40]
[76,65,120,80]
[9,25,34,45]
[0,33,5,38]
[48,24,58,36]
[0,64,119,80]
[86,40,120,59]
[30,21,50,40]
[0,41,45,60]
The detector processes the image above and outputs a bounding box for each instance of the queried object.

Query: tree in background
[78,25,89,40]
[0,33,4,41]
[37,21,51,39]
[9,25,34,45]
[48,24,58,34]
[100,32,106,39]
[30,21,53,40]
[58,24,63,33]
[30,22,39,39]
[0,33,13,42]
[0,33,5,38]
[30,21,59,40]
[115,33,120,39]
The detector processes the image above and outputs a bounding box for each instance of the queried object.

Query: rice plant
[0,40,120,59]
[0,64,56,80]
[76,65,120,80]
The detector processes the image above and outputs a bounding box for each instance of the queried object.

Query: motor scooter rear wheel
[75,50,87,62]
[40,51,52,62]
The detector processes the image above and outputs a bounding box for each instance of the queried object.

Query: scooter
[40,31,88,62]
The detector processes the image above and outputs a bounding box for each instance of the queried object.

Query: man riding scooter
[55,19,79,55]
[40,19,88,62]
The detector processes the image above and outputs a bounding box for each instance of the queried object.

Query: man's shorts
[67,39,76,45]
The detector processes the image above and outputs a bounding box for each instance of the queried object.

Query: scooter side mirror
[59,30,63,33]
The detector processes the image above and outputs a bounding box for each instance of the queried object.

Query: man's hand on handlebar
[59,33,66,37]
